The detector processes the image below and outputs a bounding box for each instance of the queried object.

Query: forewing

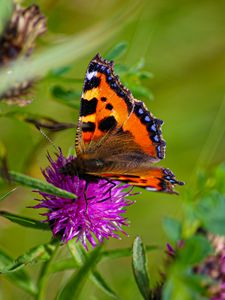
[75,54,165,162]
[75,53,134,156]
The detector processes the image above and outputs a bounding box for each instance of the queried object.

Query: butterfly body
[62,54,184,193]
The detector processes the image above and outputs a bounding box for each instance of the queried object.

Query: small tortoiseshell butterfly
[61,54,184,193]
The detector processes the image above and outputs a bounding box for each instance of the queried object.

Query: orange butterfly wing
[76,54,164,162]
[99,168,184,194]
[75,54,183,193]
[76,54,134,155]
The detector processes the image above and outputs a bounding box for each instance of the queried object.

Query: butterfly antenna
[36,125,60,153]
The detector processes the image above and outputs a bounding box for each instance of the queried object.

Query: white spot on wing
[146,187,157,191]
[86,71,97,80]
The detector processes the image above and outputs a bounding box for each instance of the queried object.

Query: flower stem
[36,239,60,300]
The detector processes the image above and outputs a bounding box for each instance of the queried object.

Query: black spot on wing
[98,116,117,132]
[86,54,134,113]
[80,98,97,116]
[82,122,96,132]
[101,97,107,102]
[106,103,113,110]
[83,76,100,91]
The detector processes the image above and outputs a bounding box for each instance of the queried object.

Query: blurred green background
[0,0,225,299]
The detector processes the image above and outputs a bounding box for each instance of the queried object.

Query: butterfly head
[59,158,79,177]
[59,156,106,177]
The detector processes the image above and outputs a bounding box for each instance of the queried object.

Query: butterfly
[61,53,184,193]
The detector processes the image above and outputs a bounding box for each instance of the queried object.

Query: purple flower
[160,237,225,300]
[34,151,135,249]
[209,235,225,300]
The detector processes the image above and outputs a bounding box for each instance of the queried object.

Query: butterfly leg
[83,181,95,228]
[97,179,117,203]
[83,180,89,211]
[83,180,95,210]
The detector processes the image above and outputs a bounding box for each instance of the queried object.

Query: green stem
[36,239,60,300]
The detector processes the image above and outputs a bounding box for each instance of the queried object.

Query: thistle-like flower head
[0,4,46,105]
[34,151,134,249]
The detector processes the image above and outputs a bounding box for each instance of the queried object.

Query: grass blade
[0,187,17,202]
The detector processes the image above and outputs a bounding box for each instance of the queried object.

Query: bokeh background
[0,0,225,299]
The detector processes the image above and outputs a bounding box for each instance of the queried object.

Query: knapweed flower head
[34,151,134,249]
[150,236,225,300]
[0,3,46,105]
[165,236,225,300]
[195,234,225,300]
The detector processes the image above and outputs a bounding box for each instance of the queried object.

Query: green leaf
[0,240,58,273]
[91,270,121,300]
[132,236,150,300]
[52,85,80,101]
[178,235,212,266]
[138,71,154,80]
[197,194,225,235]
[0,249,37,295]
[51,86,80,109]
[0,211,50,230]
[213,163,225,193]
[163,277,197,300]
[0,170,76,199]
[57,246,102,300]
[105,42,128,60]
[163,269,209,300]
[163,217,182,242]
[130,85,153,100]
